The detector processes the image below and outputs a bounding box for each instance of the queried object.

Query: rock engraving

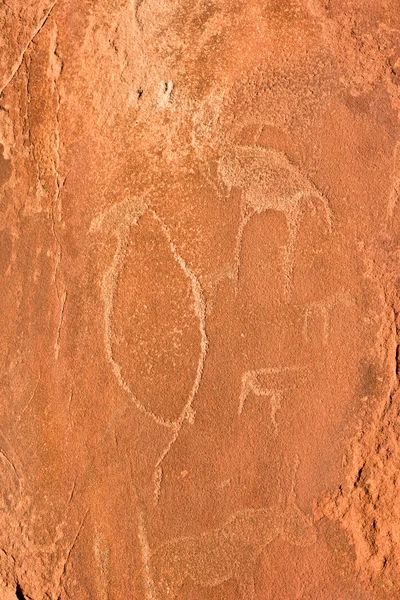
[218,145,333,298]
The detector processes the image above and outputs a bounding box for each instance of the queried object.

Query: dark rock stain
[357,358,382,399]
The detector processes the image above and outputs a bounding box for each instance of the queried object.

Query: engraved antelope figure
[237,365,306,435]
[218,145,333,299]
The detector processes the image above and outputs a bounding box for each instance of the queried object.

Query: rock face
[1,1,400,599]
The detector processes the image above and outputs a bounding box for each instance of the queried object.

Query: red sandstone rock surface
[1,1,400,599]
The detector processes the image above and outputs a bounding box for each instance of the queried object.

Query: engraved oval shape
[112,210,205,424]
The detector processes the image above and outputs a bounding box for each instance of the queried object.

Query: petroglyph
[218,145,333,299]
[302,290,353,346]
[4,0,400,597]
[200,263,236,314]
[149,209,208,424]
[137,499,157,600]
[150,496,316,599]
[91,200,208,503]
[90,197,157,419]
[94,531,110,600]
[238,366,306,432]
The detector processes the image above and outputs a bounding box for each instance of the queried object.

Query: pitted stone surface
[1,1,400,599]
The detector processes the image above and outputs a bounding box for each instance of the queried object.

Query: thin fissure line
[0,0,61,95]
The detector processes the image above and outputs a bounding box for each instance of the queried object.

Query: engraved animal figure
[150,498,316,599]
[238,366,306,434]
[302,290,353,346]
[218,145,333,299]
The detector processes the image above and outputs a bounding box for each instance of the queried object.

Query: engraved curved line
[91,200,208,436]
[137,504,156,600]
[94,531,110,600]
[150,208,209,503]
[91,198,173,428]
[128,462,157,600]
[200,263,236,314]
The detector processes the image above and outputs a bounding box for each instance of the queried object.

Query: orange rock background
[1,1,400,598]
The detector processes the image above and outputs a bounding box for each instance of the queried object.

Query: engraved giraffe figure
[218,145,333,299]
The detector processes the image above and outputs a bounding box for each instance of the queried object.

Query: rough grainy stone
[1,1,400,598]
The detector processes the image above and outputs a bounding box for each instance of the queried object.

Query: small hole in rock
[137,89,143,99]
[16,583,26,600]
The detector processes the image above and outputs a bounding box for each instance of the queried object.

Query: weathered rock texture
[1,1,400,599]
